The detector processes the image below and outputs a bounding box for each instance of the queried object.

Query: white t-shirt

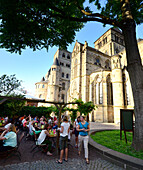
[22,119,25,124]
[75,119,79,127]
[60,122,70,137]
[37,130,47,145]
[4,123,11,129]
[29,122,35,134]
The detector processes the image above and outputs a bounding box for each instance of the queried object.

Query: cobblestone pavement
[0,158,124,170]
[90,122,120,130]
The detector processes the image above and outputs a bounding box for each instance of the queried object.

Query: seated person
[52,121,58,130]
[0,124,17,151]
[29,121,41,136]
[37,124,52,156]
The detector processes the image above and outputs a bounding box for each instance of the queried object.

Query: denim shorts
[59,136,68,150]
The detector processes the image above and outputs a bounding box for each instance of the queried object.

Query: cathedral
[35,27,143,123]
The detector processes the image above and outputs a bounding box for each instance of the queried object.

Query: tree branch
[49,12,121,27]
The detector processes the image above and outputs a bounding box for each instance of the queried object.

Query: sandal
[56,160,62,164]
[86,160,89,164]
[47,151,52,156]
[64,159,68,162]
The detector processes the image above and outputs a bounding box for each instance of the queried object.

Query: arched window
[106,75,113,105]
[62,53,65,58]
[105,60,111,69]
[62,72,64,77]
[94,57,101,66]
[91,81,95,104]
[42,84,45,88]
[62,94,65,102]
[66,74,69,78]
[62,82,65,90]
[67,55,70,59]
[39,94,42,98]
[95,76,102,104]
[123,73,130,105]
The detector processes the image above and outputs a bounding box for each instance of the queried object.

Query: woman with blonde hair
[56,115,70,164]
[0,124,17,151]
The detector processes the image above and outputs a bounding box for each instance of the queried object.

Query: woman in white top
[56,115,70,164]
[37,124,52,156]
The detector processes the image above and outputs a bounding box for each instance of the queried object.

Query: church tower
[94,28,125,56]
[111,54,124,123]
[46,58,60,102]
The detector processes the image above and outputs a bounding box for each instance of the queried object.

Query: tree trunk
[122,21,143,151]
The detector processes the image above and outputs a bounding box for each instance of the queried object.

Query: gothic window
[66,64,70,68]
[95,76,102,104]
[94,57,101,66]
[123,73,130,105]
[62,82,65,90]
[60,62,64,66]
[105,60,111,69]
[98,42,102,48]
[91,81,96,104]
[62,72,64,77]
[99,82,103,104]
[103,37,107,45]
[67,55,70,59]
[62,53,65,58]
[66,74,69,78]
[62,94,65,101]
[106,75,113,105]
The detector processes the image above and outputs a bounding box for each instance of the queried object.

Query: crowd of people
[0,114,90,164]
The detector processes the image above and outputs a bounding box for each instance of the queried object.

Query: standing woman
[56,115,70,164]
[74,116,80,148]
[77,116,90,164]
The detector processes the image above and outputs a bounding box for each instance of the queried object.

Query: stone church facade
[68,28,143,123]
[35,27,143,123]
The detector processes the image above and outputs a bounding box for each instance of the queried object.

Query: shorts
[75,128,79,137]
[59,136,68,150]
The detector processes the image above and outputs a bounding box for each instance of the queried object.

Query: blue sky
[0,20,143,95]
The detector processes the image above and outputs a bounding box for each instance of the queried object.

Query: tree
[1,0,143,150]
[0,74,22,95]
[4,94,26,117]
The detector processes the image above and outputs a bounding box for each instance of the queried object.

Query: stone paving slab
[90,122,120,130]
[0,158,124,170]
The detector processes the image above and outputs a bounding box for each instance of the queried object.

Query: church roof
[53,58,60,66]
[47,68,51,77]
[41,77,45,82]
[86,45,110,58]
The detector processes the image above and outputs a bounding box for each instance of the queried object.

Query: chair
[0,132,24,162]
[31,131,47,156]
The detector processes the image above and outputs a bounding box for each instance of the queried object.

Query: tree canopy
[0,74,22,95]
[1,0,143,54]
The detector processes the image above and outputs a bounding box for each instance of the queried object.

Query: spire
[41,77,45,82]
[53,58,60,66]
[47,68,51,77]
